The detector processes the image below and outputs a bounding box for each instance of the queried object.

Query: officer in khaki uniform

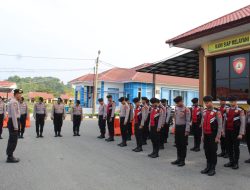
[118,97,129,147]
[200,96,222,176]
[0,96,6,139]
[34,97,47,138]
[125,98,134,141]
[171,96,191,167]
[106,95,116,142]
[18,97,28,138]
[141,97,150,145]
[6,89,23,163]
[71,100,83,136]
[97,98,107,139]
[51,98,65,137]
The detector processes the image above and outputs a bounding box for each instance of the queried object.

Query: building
[28,92,54,103]
[70,64,198,107]
[0,81,17,99]
[60,94,74,104]
[138,5,250,106]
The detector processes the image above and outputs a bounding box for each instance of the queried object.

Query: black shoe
[39,134,43,138]
[0,136,2,139]
[119,143,127,147]
[207,168,216,176]
[217,152,225,157]
[74,134,77,136]
[58,134,63,137]
[132,147,138,151]
[148,152,155,157]
[232,163,239,170]
[150,153,159,158]
[223,153,229,158]
[36,135,40,138]
[178,161,185,167]
[134,147,143,152]
[245,159,250,163]
[106,138,114,142]
[54,134,58,137]
[201,164,210,174]
[194,147,200,152]
[171,159,181,165]
[190,147,196,151]
[97,135,104,139]
[159,145,164,150]
[77,134,80,136]
[224,162,234,167]
[6,156,20,163]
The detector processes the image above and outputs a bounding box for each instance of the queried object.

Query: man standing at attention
[71,100,83,136]
[118,97,129,147]
[33,97,47,138]
[51,98,65,137]
[18,97,28,139]
[0,96,6,139]
[106,95,116,142]
[97,98,107,139]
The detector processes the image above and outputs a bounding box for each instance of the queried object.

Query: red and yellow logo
[233,57,246,75]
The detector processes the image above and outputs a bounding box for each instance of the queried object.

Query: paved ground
[0,119,250,190]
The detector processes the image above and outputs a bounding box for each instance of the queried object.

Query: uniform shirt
[33,102,47,116]
[246,107,250,124]
[218,104,229,125]
[52,103,65,114]
[7,98,20,129]
[174,105,191,132]
[119,103,129,124]
[0,100,6,117]
[19,102,28,115]
[141,104,150,126]
[98,104,107,118]
[71,105,83,120]
[159,104,166,127]
[191,105,203,124]
[166,106,171,124]
[107,101,116,118]
[128,103,134,123]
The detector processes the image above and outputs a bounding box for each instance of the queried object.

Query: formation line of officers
[0,89,83,163]
[97,95,250,176]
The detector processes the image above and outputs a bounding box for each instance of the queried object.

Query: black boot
[232,162,239,170]
[148,150,155,157]
[194,147,200,152]
[54,132,58,137]
[58,133,62,137]
[150,153,159,158]
[37,133,40,138]
[20,133,24,139]
[134,147,143,152]
[171,158,181,165]
[105,137,114,142]
[201,163,211,174]
[207,165,216,176]
[0,135,2,139]
[132,147,138,151]
[224,161,234,167]
[178,160,185,167]
[190,147,196,151]
[217,151,225,157]
[74,132,77,136]
[39,133,43,138]
[6,156,20,163]
[245,158,250,163]
[77,132,80,136]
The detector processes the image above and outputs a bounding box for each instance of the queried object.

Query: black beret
[218,96,227,101]
[174,96,183,103]
[58,97,62,102]
[203,95,213,102]
[161,99,167,103]
[247,98,250,105]
[150,97,159,104]
[191,98,198,103]
[39,97,44,102]
[106,95,112,99]
[141,97,148,101]
[76,100,80,104]
[13,89,23,94]
[227,96,237,101]
[118,97,125,102]
[133,97,140,103]
[98,98,103,102]
[125,97,129,101]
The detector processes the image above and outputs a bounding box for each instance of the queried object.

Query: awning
[137,51,199,79]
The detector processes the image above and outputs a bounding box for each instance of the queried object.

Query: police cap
[173,96,183,103]
[133,97,140,103]
[98,98,103,102]
[191,98,198,103]
[203,95,213,102]
[13,89,23,95]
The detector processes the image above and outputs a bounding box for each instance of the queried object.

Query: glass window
[230,78,249,99]
[215,79,230,99]
[215,57,229,79]
[230,53,249,78]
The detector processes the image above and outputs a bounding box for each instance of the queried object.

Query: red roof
[60,94,73,100]
[0,81,16,88]
[69,74,94,84]
[70,64,198,87]
[28,92,54,99]
[166,5,250,45]
[0,92,13,99]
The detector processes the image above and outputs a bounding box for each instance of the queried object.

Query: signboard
[208,33,250,53]
[232,57,246,75]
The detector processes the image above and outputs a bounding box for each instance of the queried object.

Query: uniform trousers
[36,114,45,135]
[73,115,81,133]
[192,122,202,148]
[0,114,4,136]
[150,126,160,154]
[98,115,106,136]
[120,117,127,144]
[6,118,19,156]
[134,123,143,148]
[19,114,27,135]
[175,125,188,161]
[53,113,63,134]
[107,116,114,138]
[225,130,240,164]
[204,134,218,166]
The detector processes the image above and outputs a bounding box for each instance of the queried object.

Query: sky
[0,0,249,83]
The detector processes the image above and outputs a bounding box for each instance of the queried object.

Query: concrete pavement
[0,120,250,190]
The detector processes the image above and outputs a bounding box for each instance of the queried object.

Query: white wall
[103,82,124,106]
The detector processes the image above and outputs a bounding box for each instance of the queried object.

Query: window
[213,52,250,100]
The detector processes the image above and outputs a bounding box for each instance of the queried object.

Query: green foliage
[7,75,73,97]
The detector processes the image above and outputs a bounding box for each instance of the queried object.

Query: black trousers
[19,114,27,135]
[107,116,114,138]
[160,123,170,145]
[225,130,240,164]
[36,114,45,135]
[120,117,127,143]
[175,125,188,161]
[127,122,132,138]
[73,115,81,133]
[134,123,143,148]
[0,114,3,136]
[150,126,160,154]
[192,122,202,148]
[246,124,250,156]
[204,134,218,166]
[53,113,63,134]
[220,136,227,153]
[142,120,150,143]
[98,115,106,136]
[6,118,19,156]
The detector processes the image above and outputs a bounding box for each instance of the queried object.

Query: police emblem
[233,57,246,75]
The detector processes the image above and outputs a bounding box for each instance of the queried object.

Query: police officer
[132,97,143,152]
[118,97,129,147]
[125,98,133,141]
[246,98,250,164]
[217,97,229,158]
[51,98,65,137]
[190,98,203,152]
[165,100,172,143]
[148,98,162,158]
[141,97,150,145]
[6,89,23,163]
[201,96,222,176]
[171,96,191,167]
[97,98,107,139]
[159,99,167,150]
[0,96,6,139]
[34,97,47,138]
[106,95,116,142]
[223,96,245,169]
[18,97,28,138]
[71,100,83,136]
